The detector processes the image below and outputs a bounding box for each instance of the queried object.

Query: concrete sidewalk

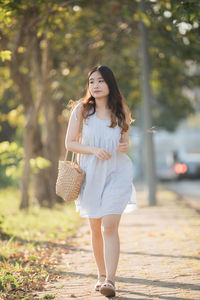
[35,185,200,300]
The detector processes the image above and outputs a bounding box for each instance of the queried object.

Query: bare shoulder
[74,100,84,121]
[76,100,84,113]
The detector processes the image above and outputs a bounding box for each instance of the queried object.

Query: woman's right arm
[65,102,111,160]
[65,102,95,155]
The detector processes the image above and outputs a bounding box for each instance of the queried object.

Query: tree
[0,0,199,208]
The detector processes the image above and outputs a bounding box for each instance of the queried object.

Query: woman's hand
[91,147,112,161]
[117,142,129,154]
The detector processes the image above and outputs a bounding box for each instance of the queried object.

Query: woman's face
[88,71,109,99]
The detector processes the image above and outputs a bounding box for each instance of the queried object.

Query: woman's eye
[89,79,104,84]
[89,80,104,84]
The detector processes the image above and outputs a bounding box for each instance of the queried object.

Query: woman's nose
[94,82,99,88]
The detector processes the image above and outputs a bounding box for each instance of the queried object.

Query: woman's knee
[103,224,118,236]
[102,215,121,236]
[89,218,102,237]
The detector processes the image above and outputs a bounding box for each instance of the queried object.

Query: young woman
[65,65,137,297]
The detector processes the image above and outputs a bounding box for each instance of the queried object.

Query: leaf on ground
[147,233,156,237]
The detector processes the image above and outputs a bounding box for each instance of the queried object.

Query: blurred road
[162,179,200,199]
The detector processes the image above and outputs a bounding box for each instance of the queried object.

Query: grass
[0,187,82,300]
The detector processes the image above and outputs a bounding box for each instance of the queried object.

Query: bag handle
[64,149,80,166]
[64,106,83,167]
[64,149,81,166]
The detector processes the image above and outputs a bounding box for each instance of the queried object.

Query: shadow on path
[52,271,200,292]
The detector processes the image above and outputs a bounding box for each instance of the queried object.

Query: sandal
[100,279,116,297]
[94,274,106,291]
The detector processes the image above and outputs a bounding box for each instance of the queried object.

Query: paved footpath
[35,185,200,300]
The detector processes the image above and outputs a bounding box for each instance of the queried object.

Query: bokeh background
[1,0,200,208]
[0,1,200,298]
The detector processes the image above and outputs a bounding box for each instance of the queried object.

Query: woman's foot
[100,279,116,297]
[94,274,106,291]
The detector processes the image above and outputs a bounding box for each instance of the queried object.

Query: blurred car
[156,160,179,181]
[174,153,200,179]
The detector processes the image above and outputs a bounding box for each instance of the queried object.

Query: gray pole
[139,0,157,205]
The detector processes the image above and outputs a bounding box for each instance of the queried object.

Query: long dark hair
[68,65,134,134]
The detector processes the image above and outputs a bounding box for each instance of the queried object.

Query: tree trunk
[43,100,63,205]
[11,20,51,209]
[20,117,31,210]
[31,110,52,207]
[36,36,63,206]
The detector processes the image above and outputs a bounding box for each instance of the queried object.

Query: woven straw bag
[56,108,85,202]
[56,150,85,202]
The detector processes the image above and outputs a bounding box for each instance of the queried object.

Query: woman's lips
[94,91,101,93]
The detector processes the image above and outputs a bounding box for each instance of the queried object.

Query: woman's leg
[88,218,106,278]
[101,214,121,284]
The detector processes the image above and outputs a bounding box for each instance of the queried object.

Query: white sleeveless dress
[67,101,138,219]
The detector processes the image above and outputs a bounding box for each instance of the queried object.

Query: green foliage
[0,141,23,165]
[0,50,12,62]
[0,142,51,187]
[30,157,51,174]
[0,273,19,291]
[0,64,21,144]
[141,0,200,130]
[0,142,23,187]
[0,0,199,132]
[0,187,82,241]
[0,0,199,196]
[43,294,55,299]
[0,214,5,234]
